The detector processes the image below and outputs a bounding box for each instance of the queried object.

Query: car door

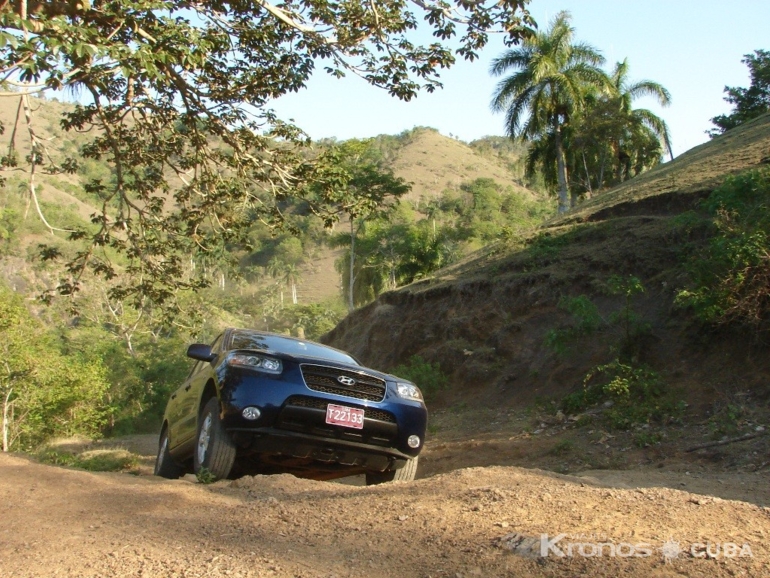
[175,334,224,445]
[166,360,202,449]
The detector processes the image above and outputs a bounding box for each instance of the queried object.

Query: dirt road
[1,447,768,578]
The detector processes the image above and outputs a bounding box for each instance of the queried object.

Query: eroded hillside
[324,113,770,423]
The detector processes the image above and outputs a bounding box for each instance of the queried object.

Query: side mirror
[187,343,216,362]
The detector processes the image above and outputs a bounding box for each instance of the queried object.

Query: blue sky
[270,1,770,158]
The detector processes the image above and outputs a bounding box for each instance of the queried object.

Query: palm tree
[490,11,609,213]
[281,263,301,305]
[608,59,673,162]
[266,257,286,305]
[566,61,673,197]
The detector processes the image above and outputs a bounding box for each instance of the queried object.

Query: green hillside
[325,113,770,472]
[0,96,549,447]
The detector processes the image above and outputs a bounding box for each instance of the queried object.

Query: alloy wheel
[197,414,212,464]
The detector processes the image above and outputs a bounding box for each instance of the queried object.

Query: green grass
[35,444,139,472]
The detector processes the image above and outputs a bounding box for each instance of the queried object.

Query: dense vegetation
[0,285,109,450]
[0,0,767,454]
[677,168,770,332]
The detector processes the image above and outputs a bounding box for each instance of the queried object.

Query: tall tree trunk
[581,150,593,199]
[598,149,607,192]
[3,389,12,452]
[348,219,356,312]
[554,125,570,213]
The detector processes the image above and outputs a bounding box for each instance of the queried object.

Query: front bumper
[219,368,427,464]
[228,426,414,472]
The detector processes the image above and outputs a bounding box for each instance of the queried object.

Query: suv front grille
[300,364,386,402]
[285,396,396,423]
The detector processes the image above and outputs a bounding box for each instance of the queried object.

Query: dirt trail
[1,447,768,578]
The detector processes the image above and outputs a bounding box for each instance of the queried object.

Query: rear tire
[365,456,419,485]
[154,427,183,479]
[194,398,236,481]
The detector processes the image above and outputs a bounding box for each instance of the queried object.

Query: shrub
[604,275,652,359]
[676,168,770,331]
[196,467,218,484]
[562,360,684,430]
[545,295,603,355]
[391,355,448,401]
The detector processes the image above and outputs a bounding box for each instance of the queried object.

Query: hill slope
[324,114,770,424]
[387,128,534,201]
[0,99,539,307]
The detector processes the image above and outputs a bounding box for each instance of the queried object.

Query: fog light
[242,406,261,420]
[407,435,421,448]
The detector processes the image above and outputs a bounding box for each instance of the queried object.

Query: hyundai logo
[337,375,357,386]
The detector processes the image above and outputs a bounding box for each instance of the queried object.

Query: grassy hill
[0,98,542,309]
[385,128,534,202]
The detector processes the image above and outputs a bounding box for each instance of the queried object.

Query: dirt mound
[2,452,768,577]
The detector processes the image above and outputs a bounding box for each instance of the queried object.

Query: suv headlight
[396,382,424,402]
[229,353,282,374]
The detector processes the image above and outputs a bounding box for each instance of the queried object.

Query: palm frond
[626,80,672,106]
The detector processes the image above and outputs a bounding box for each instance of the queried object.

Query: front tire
[194,398,236,481]
[154,427,183,479]
[365,456,419,485]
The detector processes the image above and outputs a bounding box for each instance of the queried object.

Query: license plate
[325,404,365,429]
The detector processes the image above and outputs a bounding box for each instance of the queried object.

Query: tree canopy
[490,10,608,213]
[0,0,534,315]
[491,14,673,209]
[709,49,770,137]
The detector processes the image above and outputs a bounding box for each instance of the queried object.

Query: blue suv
[155,328,427,484]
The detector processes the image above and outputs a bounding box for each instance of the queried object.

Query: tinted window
[230,331,358,365]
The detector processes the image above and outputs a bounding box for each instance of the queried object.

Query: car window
[230,331,358,365]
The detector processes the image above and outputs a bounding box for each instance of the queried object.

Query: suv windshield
[230,331,358,365]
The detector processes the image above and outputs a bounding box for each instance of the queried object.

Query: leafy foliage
[315,139,411,310]
[545,295,602,355]
[709,50,770,137]
[676,169,770,331]
[331,174,551,308]
[545,274,652,361]
[0,284,111,450]
[278,303,346,340]
[607,274,650,354]
[195,466,218,484]
[391,356,447,401]
[0,0,534,317]
[61,326,193,435]
[562,360,683,430]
